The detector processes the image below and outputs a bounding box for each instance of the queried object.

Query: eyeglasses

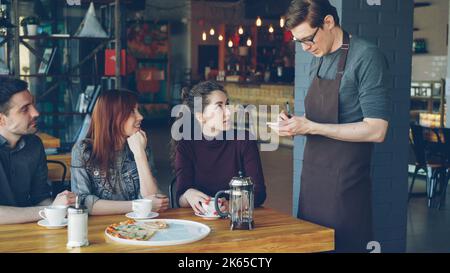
[294,27,320,46]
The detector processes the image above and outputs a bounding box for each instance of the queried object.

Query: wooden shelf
[20,35,112,40]
[410,110,429,114]
[40,112,87,116]
[81,0,135,4]
[20,74,97,78]
[411,96,442,100]
[414,2,431,8]
[38,124,72,130]
[4,0,123,142]
[410,80,446,118]
[0,74,92,78]
[135,57,169,63]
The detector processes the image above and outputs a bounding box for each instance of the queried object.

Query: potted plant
[20,16,40,36]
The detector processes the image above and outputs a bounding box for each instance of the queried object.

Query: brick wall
[292,0,413,253]
[447,3,450,127]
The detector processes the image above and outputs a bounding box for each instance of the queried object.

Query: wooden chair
[47,154,72,197]
[47,160,67,198]
[168,177,177,208]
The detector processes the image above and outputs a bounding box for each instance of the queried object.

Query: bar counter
[222,82,295,146]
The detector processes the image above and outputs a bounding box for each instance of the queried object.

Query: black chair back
[168,177,177,208]
[47,160,68,198]
[433,127,450,165]
[410,123,428,166]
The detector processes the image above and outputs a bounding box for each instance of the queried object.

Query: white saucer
[195,212,221,220]
[125,212,159,220]
[37,219,68,229]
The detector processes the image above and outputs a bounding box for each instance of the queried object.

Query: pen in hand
[285,102,292,119]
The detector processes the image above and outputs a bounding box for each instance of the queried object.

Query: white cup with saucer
[38,205,68,228]
[195,198,222,220]
[131,199,153,218]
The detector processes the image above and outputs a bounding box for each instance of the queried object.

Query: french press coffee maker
[215,171,255,230]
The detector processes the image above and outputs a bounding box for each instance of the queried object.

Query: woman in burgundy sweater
[172,81,267,214]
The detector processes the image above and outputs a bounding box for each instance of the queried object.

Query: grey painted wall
[292,0,413,253]
[413,0,449,56]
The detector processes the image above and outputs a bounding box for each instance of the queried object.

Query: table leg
[427,167,433,208]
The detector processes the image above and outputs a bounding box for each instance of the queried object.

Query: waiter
[276,0,390,252]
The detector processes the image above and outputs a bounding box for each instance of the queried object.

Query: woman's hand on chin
[127,130,147,158]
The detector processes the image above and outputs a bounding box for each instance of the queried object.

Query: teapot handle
[214,190,229,218]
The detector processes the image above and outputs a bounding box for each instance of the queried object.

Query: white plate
[125,211,159,220]
[105,219,211,246]
[37,219,68,229]
[194,212,221,220]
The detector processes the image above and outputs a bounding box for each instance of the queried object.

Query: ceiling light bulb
[202,31,207,41]
[238,26,244,35]
[256,17,262,27]
[209,28,215,36]
[228,40,233,48]
[280,17,285,28]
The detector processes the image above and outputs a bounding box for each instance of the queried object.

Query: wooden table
[0,208,334,253]
[37,132,60,149]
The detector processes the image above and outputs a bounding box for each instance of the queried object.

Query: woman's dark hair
[169,81,228,169]
[285,0,340,30]
[0,78,28,115]
[181,81,226,114]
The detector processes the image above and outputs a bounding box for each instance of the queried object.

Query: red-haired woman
[71,89,169,215]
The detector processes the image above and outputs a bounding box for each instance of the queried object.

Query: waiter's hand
[275,112,315,136]
[278,111,291,122]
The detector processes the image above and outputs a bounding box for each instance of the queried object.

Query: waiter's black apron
[298,31,373,253]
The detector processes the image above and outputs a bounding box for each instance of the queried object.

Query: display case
[410,80,446,127]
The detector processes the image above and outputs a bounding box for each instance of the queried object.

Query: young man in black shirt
[0,78,75,224]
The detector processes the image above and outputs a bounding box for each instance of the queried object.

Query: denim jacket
[70,139,156,213]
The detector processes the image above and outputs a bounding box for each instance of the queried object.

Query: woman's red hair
[87,89,139,177]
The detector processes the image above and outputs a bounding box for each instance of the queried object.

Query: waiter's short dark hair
[0,77,28,115]
[285,0,340,30]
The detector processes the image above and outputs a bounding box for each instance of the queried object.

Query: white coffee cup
[201,198,221,216]
[132,199,153,218]
[38,205,67,226]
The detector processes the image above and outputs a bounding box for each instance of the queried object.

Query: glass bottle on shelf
[264,65,271,83]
